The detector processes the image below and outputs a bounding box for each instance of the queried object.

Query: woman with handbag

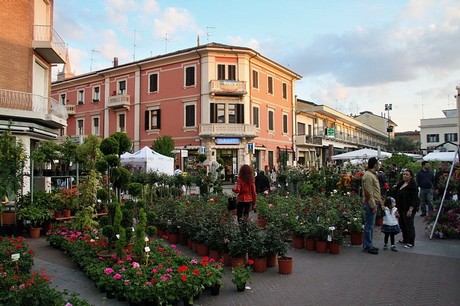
[232,164,257,223]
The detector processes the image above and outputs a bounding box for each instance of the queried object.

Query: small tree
[111,132,132,156]
[152,135,175,157]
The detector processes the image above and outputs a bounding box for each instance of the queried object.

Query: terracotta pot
[350,232,363,245]
[179,232,188,246]
[1,212,16,225]
[315,240,328,253]
[168,233,179,244]
[252,257,267,273]
[196,243,209,256]
[192,241,197,252]
[63,209,71,218]
[29,227,41,238]
[278,256,293,274]
[222,252,232,266]
[329,242,340,255]
[293,236,304,249]
[55,211,63,219]
[187,238,193,249]
[257,218,267,228]
[231,257,245,267]
[305,238,316,251]
[266,253,277,267]
[209,249,222,261]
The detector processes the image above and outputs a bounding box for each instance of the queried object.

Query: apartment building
[295,99,388,167]
[0,0,67,195]
[51,43,301,180]
[420,109,458,154]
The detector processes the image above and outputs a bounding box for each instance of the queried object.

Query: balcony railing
[108,94,130,109]
[33,25,66,63]
[66,105,76,115]
[0,88,68,120]
[210,80,247,96]
[200,123,256,137]
[294,135,322,146]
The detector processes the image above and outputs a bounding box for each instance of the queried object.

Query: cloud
[104,0,138,27]
[153,8,198,38]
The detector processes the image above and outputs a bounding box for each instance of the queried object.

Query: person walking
[380,197,400,252]
[361,157,382,255]
[232,164,257,223]
[416,161,434,217]
[255,170,270,194]
[394,169,419,248]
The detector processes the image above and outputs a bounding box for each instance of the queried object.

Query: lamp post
[385,104,392,149]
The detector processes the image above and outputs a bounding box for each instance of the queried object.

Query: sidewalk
[28,211,460,306]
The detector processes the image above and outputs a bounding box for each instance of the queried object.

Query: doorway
[217,149,237,183]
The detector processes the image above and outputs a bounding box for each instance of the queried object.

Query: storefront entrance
[217,149,237,183]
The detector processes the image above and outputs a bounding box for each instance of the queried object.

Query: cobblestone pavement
[27,191,460,306]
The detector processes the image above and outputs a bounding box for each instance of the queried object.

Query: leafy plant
[231,262,252,288]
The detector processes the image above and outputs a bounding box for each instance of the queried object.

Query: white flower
[328,226,336,231]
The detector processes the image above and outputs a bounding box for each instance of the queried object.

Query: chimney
[113,57,119,67]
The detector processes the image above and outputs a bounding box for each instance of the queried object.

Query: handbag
[227,196,237,211]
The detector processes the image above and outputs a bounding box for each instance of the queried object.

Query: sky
[53,0,460,132]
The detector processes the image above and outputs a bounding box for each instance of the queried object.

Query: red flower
[247,259,254,265]
[178,265,189,273]
[181,275,187,282]
[192,269,200,276]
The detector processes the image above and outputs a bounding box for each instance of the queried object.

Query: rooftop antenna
[132,29,141,61]
[163,33,173,53]
[90,49,99,72]
[204,26,215,43]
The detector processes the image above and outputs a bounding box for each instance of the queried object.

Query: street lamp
[385,104,392,149]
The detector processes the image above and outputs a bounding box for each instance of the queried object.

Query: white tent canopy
[120,146,174,175]
[423,151,458,162]
[331,148,392,161]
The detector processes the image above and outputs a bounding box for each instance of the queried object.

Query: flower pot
[63,209,71,218]
[316,240,327,253]
[222,252,232,266]
[196,243,209,256]
[210,283,221,296]
[236,283,246,292]
[231,257,245,267]
[350,232,363,245]
[187,238,193,249]
[278,256,293,275]
[305,238,316,251]
[257,217,267,228]
[29,227,41,238]
[293,236,304,249]
[179,232,188,246]
[1,212,16,225]
[329,242,340,255]
[266,253,277,267]
[252,257,267,273]
[209,249,222,261]
[55,211,63,219]
[192,241,197,252]
[168,233,178,244]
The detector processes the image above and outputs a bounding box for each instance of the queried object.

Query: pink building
[51,43,301,180]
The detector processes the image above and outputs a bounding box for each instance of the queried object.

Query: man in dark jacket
[255,170,270,194]
[416,161,434,217]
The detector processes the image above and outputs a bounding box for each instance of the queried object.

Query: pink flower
[166,268,173,273]
[190,259,197,264]
[170,244,176,249]
[132,262,140,269]
[151,269,158,274]
[104,268,114,275]
[113,273,122,280]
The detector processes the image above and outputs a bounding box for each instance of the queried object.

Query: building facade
[0,0,67,195]
[420,109,458,154]
[51,43,301,180]
[295,99,388,167]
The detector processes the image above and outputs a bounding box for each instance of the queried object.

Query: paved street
[27,207,460,306]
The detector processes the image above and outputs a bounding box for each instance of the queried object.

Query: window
[185,103,195,127]
[93,86,100,102]
[145,109,161,130]
[210,103,244,124]
[252,106,259,128]
[118,80,126,94]
[92,117,99,135]
[283,113,288,134]
[282,83,287,99]
[297,122,306,135]
[78,89,84,104]
[252,70,259,89]
[267,76,273,94]
[118,113,125,132]
[268,109,274,131]
[445,133,458,142]
[427,134,439,143]
[217,64,236,80]
[149,73,158,93]
[60,93,66,105]
[185,66,195,87]
[77,119,84,135]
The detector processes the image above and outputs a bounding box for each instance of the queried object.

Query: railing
[200,123,256,136]
[33,25,66,59]
[0,88,67,120]
[108,94,130,108]
[210,80,247,95]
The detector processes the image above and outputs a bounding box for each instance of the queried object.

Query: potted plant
[17,205,52,238]
[264,223,287,267]
[231,261,252,292]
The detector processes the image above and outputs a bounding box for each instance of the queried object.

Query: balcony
[0,89,67,128]
[294,135,322,146]
[33,25,66,64]
[108,94,130,109]
[210,80,247,96]
[200,123,256,137]
[66,105,76,115]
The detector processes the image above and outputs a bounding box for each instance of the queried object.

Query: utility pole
[385,104,392,149]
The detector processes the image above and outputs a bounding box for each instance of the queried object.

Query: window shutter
[145,111,149,130]
[157,110,161,129]
[210,104,217,123]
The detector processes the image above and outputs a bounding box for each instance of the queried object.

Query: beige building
[420,109,458,154]
[0,0,67,195]
[354,111,397,142]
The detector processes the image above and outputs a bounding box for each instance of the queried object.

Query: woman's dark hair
[238,164,254,184]
[403,168,414,179]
